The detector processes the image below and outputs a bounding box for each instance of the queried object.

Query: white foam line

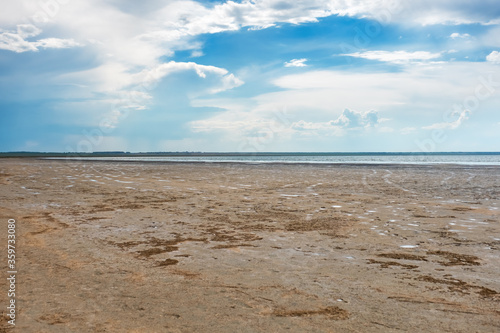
[400,245,418,249]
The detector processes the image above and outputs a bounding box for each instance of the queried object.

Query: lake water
[49,153,500,166]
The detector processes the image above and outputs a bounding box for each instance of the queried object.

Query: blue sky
[1,0,500,152]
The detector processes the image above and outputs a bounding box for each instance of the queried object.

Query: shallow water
[47,153,500,165]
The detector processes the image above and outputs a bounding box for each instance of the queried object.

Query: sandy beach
[1,158,499,332]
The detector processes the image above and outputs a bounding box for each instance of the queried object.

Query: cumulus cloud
[486,51,500,63]
[0,24,81,53]
[291,110,382,133]
[331,109,380,128]
[343,50,442,64]
[284,58,308,67]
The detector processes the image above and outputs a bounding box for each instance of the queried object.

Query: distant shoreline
[1,151,500,158]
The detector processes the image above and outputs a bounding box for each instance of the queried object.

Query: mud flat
[1,158,499,332]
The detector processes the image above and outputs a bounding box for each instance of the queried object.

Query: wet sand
[1,158,499,332]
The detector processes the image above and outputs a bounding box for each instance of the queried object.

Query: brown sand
[0,158,499,332]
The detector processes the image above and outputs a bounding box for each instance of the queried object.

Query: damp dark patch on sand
[203,226,263,243]
[109,235,208,259]
[137,247,175,258]
[428,250,481,266]
[284,216,354,234]
[89,204,116,213]
[117,203,146,210]
[211,243,257,249]
[377,253,428,261]
[271,306,349,320]
[416,275,499,298]
[367,259,419,270]
[155,259,179,267]
[37,313,72,325]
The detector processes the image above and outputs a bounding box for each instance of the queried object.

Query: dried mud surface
[0,158,499,332]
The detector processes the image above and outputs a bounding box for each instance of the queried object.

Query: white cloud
[450,32,471,39]
[0,24,81,53]
[343,50,442,64]
[423,109,470,130]
[0,32,38,52]
[331,109,380,128]
[387,1,500,25]
[133,61,244,92]
[17,24,42,38]
[289,109,381,135]
[138,61,228,83]
[486,51,500,63]
[34,38,81,49]
[211,73,244,94]
[190,50,204,57]
[284,58,308,67]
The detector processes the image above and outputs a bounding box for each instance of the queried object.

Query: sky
[1,0,500,153]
